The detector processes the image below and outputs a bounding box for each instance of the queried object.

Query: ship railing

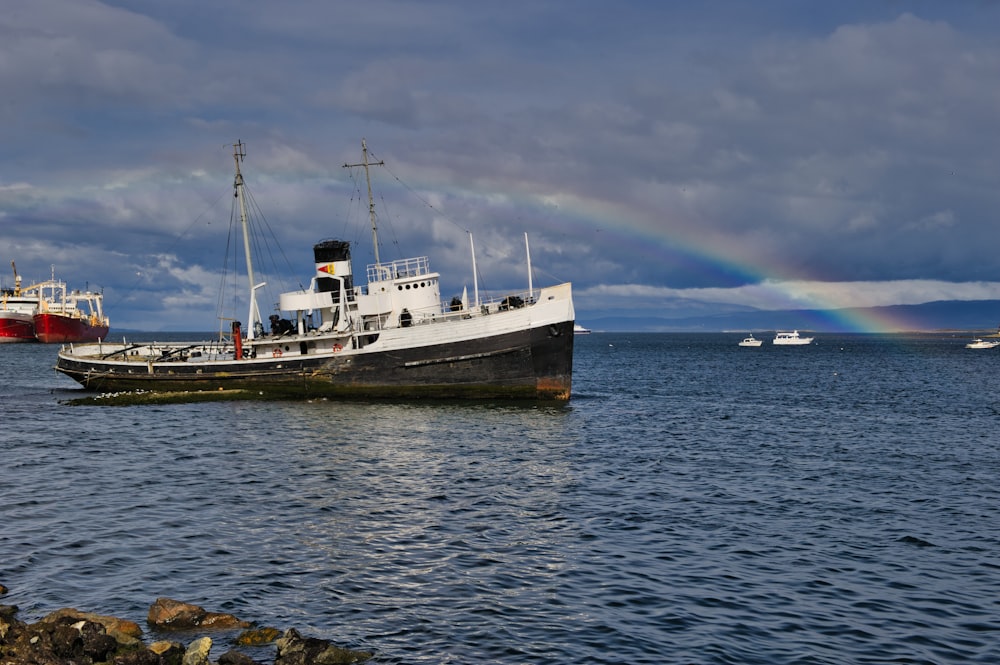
[402,289,538,326]
[343,285,540,331]
[464,289,537,315]
[85,340,235,361]
[366,256,430,283]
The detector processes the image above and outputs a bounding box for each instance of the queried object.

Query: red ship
[33,278,110,344]
[1,261,40,344]
[0,310,37,343]
[2,262,110,344]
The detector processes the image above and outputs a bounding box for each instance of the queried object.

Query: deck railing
[366,256,431,283]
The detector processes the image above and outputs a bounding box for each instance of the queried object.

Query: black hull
[56,321,574,401]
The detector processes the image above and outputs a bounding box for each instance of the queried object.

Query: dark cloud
[3,1,1000,330]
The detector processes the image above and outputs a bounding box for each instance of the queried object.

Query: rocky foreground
[0,586,372,665]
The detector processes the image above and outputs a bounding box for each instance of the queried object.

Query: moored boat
[55,140,575,401]
[3,261,110,344]
[0,311,35,343]
[773,330,814,345]
[738,334,762,347]
[1,262,39,343]
[32,276,109,344]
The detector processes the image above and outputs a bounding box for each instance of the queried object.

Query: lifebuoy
[332,343,343,353]
[272,348,283,357]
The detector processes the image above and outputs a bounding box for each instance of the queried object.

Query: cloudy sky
[3,0,1000,331]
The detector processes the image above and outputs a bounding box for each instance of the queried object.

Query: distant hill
[577,299,1000,333]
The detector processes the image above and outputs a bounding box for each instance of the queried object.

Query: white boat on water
[55,140,576,401]
[574,324,591,335]
[965,338,999,349]
[738,335,762,347]
[773,330,814,345]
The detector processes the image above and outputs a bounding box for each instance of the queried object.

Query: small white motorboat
[965,338,1000,349]
[738,335,762,347]
[773,330,814,345]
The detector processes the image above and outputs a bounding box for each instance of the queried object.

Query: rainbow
[484,188,926,333]
[356,164,963,333]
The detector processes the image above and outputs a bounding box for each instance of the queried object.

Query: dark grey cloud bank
[2,0,1000,330]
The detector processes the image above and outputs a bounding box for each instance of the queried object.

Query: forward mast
[343,138,385,268]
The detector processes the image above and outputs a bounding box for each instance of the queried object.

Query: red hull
[33,313,109,344]
[0,314,37,343]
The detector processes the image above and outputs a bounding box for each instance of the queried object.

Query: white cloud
[580,279,1000,312]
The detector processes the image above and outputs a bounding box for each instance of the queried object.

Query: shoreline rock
[147,598,250,632]
[0,591,372,665]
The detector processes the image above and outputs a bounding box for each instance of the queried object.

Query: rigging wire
[242,182,302,291]
[341,162,406,265]
[367,148,471,235]
[375,190,402,259]
[364,147,503,297]
[342,169,377,256]
[216,205,237,339]
[217,176,303,335]
[104,187,231,317]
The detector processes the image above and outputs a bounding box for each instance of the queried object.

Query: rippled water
[3,333,1000,663]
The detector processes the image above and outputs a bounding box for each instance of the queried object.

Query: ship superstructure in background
[0,262,38,343]
[32,276,109,343]
[56,140,575,400]
[1,262,109,344]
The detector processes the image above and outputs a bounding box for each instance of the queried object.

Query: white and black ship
[55,141,575,401]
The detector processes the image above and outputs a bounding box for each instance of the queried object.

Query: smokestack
[312,240,353,294]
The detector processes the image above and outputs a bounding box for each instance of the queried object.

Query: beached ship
[55,140,575,400]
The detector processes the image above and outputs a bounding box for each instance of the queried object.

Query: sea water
[2,333,999,664]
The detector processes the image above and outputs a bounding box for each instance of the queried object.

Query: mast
[233,140,261,340]
[469,232,480,309]
[343,139,385,267]
[524,232,533,301]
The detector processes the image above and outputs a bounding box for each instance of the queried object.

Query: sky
[3,0,1000,332]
